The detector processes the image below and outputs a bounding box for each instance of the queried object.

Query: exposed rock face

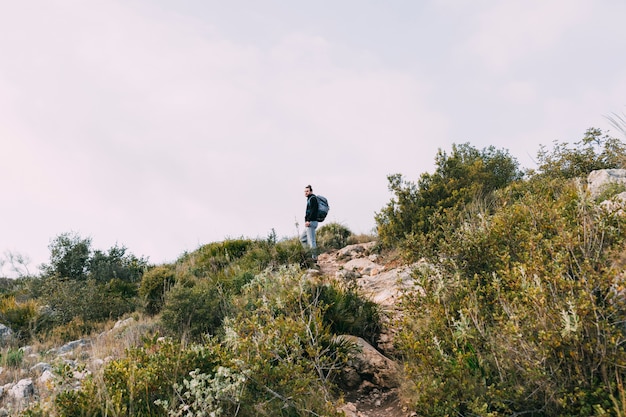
[0,325,13,345]
[319,242,417,308]
[588,169,626,199]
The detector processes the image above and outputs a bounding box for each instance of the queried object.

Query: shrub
[160,280,228,340]
[534,128,626,179]
[2,347,23,367]
[40,278,138,327]
[54,336,217,417]
[0,296,38,340]
[224,266,353,416]
[309,280,381,347]
[317,222,352,251]
[396,177,626,416]
[139,266,176,315]
[375,143,521,258]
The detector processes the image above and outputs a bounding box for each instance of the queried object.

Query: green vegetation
[2,127,626,416]
[375,142,523,260]
[380,129,626,416]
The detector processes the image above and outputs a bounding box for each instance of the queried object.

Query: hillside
[2,136,626,416]
[0,240,416,416]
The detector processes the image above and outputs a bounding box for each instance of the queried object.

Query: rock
[588,169,626,199]
[58,339,89,354]
[357,263,418,306]
[38,370,55,385]
[339,335,401,390]
[30,362,52,374]
[338,401,358,417]
[0,324,13,344]
[113,317,135,330]
[9,378,34,401]
[20,346,33,355]
[344,258,382,275]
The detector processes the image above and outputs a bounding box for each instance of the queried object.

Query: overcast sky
[2,0,626,276]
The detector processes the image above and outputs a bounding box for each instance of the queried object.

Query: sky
[1,0,626,276]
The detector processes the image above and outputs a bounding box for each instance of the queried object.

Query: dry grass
[0,313,161,414]
[347,233,377,245]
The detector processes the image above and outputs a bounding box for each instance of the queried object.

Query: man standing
[300,184,319,264]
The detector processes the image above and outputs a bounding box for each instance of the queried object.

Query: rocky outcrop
[319,242,417,308]
[588,169,626,199]
[0,325,13,345]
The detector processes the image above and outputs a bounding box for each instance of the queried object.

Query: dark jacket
[305,194,319,222]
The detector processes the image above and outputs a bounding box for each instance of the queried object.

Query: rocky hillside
[3,167,625,416]
[0,240,420,417]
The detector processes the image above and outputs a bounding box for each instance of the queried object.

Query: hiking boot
[305,258,318,268]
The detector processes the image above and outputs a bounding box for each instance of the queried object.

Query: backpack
[316,195,330,222]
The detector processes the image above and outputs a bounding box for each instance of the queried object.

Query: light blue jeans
[300,221,318,259]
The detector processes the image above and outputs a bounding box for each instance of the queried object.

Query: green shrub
[0,296,38,340]
[534,128,626,179]
[375,143,521,259]
[139,266,176,315]
[54,336,217,417]
[40,278,138,327]
[160,280,228,340]
[309,281,381,347]
[396,177,626,416]
[3,347,24,367]
[317,222,352,251]
[224,266,353,416]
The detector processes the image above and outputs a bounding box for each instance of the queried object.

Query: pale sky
[2,0,626,276]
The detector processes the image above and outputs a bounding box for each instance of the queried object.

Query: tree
[88,244,147,283]
[376,143,522,253]
[41,232,92,280]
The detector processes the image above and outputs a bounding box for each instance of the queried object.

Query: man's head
[304,185,313,197]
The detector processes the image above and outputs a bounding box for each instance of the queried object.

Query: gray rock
[8,378,34,401]
[30,362,52,374]
[588,169,626,199]
[58,339,89,354]
[0,324,13,343]
[339,335,401,390]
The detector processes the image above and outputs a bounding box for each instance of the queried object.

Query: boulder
[339,335,401,390]
[0,324,13,344]
[8,378,34,401]
[588,169,626,199]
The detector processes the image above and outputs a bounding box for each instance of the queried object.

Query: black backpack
[316,195,330,222]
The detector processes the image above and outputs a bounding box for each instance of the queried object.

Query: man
[300,184,319,264]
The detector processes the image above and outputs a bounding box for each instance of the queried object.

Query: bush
[160,279,228,340]
[223,266,353,416]
[139,266,176,315]
[534,128,626,179]
[40,278,138,327]
[375,143,521,258]
[317,222,352,251]
[396,177,626,416]
[54,336,217,417]
[0,296,38,340]
[309,281,381,347]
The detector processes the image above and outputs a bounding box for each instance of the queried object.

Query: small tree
[376,143,522,256]
[41,232,91,280]
[88,244,147,283]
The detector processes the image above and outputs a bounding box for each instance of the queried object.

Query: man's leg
[307,221,318,260]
